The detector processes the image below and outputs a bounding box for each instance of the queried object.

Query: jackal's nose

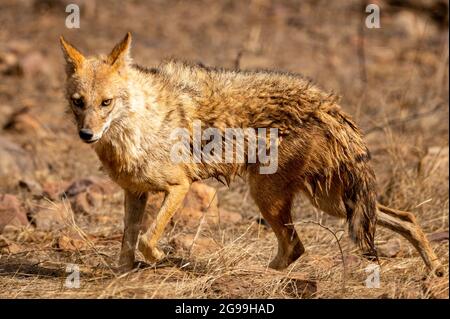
[79,128,94,141]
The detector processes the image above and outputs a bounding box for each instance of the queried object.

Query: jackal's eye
[101,99,112,107]
[71,97,84,108]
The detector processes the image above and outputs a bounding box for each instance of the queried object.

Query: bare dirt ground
[0,0,448,298]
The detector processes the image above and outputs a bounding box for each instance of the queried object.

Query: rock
[63,177,118,214]
[0,50,22,76]
[54,234,86,251]
[71,191,103,215]
[171,234,220,255]
[209,269,317,298]
[208,275,256,298]
[31,202,69,231]
[18,178,43,198]
[282,275,318,298]
[173,206,209,228]
[144,183,221,228]
[64,178,97,197]
[183,182,219,215]
[0,235,22,254]
[378,238,402,258]
[64,177,119,198]
[218,209,242,224]
[143,183,241,229]
[428,231,449,242]
[0,194,28,232]
[176,183,242,227]
[0,137,35,186]
[3,107,46,137]
[42,180,71,201]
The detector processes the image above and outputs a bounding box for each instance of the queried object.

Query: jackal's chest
[95,147,167,193]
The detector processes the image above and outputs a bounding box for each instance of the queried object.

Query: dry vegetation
[0,0,448,298]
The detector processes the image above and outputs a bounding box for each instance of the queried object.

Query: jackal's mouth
[84,138,100,144]
[83,123,110,144]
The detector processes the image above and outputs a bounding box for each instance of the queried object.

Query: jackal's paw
[116,262,135,273]
[117,255,136,273]
[138,238,165,263]
[269,242,305,270]
[269,257,290,270]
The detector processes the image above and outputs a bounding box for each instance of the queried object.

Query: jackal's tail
[345,165,378,257]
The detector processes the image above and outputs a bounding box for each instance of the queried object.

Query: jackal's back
[152,61,371,178]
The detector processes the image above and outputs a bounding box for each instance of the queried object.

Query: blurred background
[0,0,448,298]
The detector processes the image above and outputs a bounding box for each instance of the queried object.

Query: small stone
[0,235,22,254]
[63,177,119,198]
[218,209,242,225]
[145,183,239,229]
[71,191,103,215]
[42,180,71,200]
[3,108,46,137]
[18,178,43,197]
[0,51,22,76]
[54,234,86,251]
[186,183,218,211]
[282,275,318,298]
[0,137,35,186]
[378,238,402,258]
[64,178,96,197]
[0,194,28,233]
[160,182,221,228]
[31,202,69,231]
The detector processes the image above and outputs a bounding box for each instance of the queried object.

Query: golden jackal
[60,33,442,275]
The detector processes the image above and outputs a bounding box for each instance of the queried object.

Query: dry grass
[0,0,448,298]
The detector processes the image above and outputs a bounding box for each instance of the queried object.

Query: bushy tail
[345,166,378,256]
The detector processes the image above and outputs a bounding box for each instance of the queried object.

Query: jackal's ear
[60,36,85,75]
[107,32,132,69]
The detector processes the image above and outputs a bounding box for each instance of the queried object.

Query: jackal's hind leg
[376,204,443,276]
[138,183,190,263]
[249,175,305,270]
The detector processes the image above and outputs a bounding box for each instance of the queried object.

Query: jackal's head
[60,33,133,144]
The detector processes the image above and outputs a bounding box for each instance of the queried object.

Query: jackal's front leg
[138,183,190,263]
[118,190,148,272]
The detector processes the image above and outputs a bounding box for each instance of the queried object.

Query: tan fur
[60,33,442,276]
